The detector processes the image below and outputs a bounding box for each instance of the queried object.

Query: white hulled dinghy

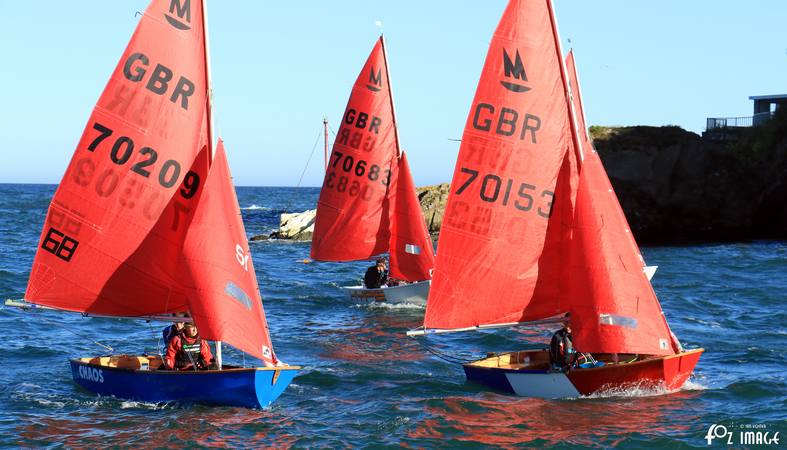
[310,36,435,305]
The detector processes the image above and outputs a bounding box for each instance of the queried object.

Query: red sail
[179,140,277,365]
[311,37,399,261]
[424,0,575,329]
[25,0,209,316]
[564,52,675,356]
[388,152,435,282]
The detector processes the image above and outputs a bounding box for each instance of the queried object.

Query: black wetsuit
[363,266,388,288]
[549,327,575,370]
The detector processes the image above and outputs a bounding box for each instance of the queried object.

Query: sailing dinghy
[408,0,702,398]
[17,0,298,408]
[311,36,435,305]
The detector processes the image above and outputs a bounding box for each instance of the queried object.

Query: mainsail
[26,0,209,316]
[311,37,399,261]
[423,0,576,329]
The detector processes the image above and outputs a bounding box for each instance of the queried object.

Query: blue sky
[1,1,784,186]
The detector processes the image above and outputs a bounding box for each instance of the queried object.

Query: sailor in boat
[164,322,216,371]
[161,320,186,348]
[363,257,390,289]
[549,314,577,371]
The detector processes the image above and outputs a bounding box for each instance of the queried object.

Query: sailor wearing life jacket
[164,322,215,370]
[549,314,576,371]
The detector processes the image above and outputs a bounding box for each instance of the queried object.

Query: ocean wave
[240,204,270,210]
[354,302,426,310]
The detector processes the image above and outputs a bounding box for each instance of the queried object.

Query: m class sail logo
[500,48,531,93]
[366,67,382,92]
[164,0,192,30]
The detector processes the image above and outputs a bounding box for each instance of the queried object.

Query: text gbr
[472,103,541,143]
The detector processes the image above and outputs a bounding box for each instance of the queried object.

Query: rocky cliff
[257,113,786,244]
[416,110,787,244]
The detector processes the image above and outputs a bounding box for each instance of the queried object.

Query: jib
[344,109,381,135]
[472,103,541,143]
[78,365,105,383]
[123,52,195,111]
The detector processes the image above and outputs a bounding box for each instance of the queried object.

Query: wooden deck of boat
[469,350,647,371]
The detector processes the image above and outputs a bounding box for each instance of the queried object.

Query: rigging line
[283,127,323,215]
[328,124,338,137]
[414,338,478,364]
[34,313,115,353]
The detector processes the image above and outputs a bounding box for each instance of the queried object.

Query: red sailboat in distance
[310,36,436,305]
[10,0,298,408]
[408,0,702,398]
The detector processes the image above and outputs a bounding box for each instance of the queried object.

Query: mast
[323,116,329,170]
[379,34,402,157]
[201,0,216,161]
[547,0,584,164]
[567,50,592,144]
[201,0,221,369]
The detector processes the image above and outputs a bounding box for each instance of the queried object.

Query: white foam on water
[583,382,674,399]
[354,302,425,311]
[119,400,171,410]
[241,204,269,210]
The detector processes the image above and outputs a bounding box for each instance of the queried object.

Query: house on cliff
[705,94,785,139]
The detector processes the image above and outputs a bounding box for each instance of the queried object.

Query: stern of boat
[463,348,703,398]
[253,365,300,407]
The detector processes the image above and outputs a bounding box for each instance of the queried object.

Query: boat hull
[463,348,703,398]
[70,356,299,408]
[343,280,430,305]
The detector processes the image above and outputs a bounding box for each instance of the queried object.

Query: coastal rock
[416,183,450,235]
[252,209,315,241]
[591,113,787,243]
[412,112,787,244]
[261,113,787,245]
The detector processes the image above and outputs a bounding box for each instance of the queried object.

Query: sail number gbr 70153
[455,168,554,218]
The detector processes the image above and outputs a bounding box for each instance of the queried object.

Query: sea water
[0,184,784,448]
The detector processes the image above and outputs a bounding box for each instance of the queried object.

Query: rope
[283,126,323,215]
[36,313,115,353]
[414,338,478,364]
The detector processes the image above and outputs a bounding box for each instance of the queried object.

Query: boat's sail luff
[563,52,675,356]
[25,0,209,316]
[310,38,399,262]
[423,0,574,329]
[388,153,435,282]
[179,140,276,364]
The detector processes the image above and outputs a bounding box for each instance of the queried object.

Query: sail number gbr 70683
[323,151,391,201]
[455,167,554,218]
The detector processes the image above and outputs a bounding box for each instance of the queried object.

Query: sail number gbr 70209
[455,168,554,218]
